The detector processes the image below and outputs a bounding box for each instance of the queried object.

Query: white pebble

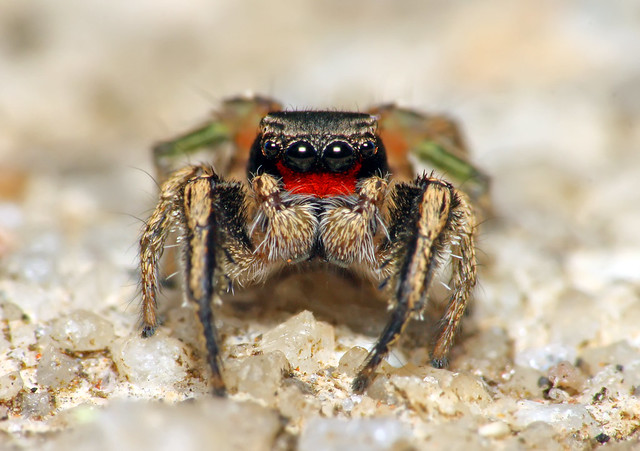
[36,346,81,389]
[299,417,411,451]
[260,310,335,374]
[513,400,597,433]
[110,334,190,387]
[50,310,116,352]
[478,421,510,438]
[0,371,23,401]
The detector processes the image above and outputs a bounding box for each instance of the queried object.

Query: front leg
[140,165,252,396]
[352,175,476,393]
[140,166,202,337]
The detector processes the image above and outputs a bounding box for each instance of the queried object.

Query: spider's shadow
[217,265,447,352]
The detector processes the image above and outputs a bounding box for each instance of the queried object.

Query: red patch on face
[276,162,361,197]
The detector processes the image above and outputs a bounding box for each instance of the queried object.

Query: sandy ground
[1,1,640,449]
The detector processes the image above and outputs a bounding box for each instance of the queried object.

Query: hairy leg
[140,165,253,395]
[353,176,475,393]
[139,166,201,337]
[431,191,477,367]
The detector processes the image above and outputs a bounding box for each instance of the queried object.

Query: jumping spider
[139,96,489,395]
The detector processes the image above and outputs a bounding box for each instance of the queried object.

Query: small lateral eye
[262,140,281,157]
[359,140,377,157]
[323,140,355,172]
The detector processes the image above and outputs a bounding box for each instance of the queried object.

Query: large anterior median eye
[323,141,355,172]
[284,140,316,172]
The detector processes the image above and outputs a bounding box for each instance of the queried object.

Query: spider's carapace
[247,111,389,198]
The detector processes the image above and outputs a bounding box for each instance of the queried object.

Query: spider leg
[140,166,202,337]
[140,165,253,396]
[431,190,476,366]
[153,95,281,183]
[353,176,476,393]
[371,104,491,218]
[181,172,226,395]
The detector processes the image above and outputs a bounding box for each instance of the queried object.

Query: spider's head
[248,111,389,197]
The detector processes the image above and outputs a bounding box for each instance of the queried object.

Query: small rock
[513,400,598,433]
[579,341,640,376]
[516,422,562,451]
[390,374,465,416]
[478,421,510,438]
[299,417,412,451]
[418,418,484,449]
[276,384,321,422]
[225,351,291,403]
[452,327,513,381]
[337,347,368,377]
[0,299,24,321]
[110,334,190,387]
[260,310,335,375]
[515,343,577,372]
[8,322,38,348]
[0,405,8,420]
[547,360,586,394]
[449,372,493,406]
[20,390,53,418]
[50,310,116,352]
[500,366,545,399]
[45,398,281,451]
[36,347,81,389]
[0,371,23,401]
[580,359,640,403]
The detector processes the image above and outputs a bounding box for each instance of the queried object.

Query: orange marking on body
[276,162,361,197]
[378,129,414,180]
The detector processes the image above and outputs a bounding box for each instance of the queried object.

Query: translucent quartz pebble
[110,334,190,387]
[449,372,493,406]
[513,400,598,433]
[299,417,412,451]
[337,346,368,377]
[0,371,23,400]
[46,398,281,451]
[515,343,577,372]
[0,300,24,321]
[20,391,53,418]
[50,310,115,352]
[225,351,291,402]
[36,346,81,389]
[499,366,544,399]
[389,371,492,416]
[453,327,512,381]
[546,360,586,394]
[260,310,335,374]
[579,341,640,376]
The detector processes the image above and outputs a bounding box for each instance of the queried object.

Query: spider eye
[262,140,281,157]
[284,140,316,172]
[360,140,377,157]
[323,141,355,172]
